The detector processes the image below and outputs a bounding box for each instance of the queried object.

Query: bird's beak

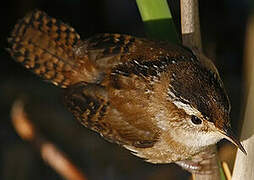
[221,126,247,155]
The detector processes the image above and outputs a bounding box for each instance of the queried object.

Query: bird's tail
[7,10,96,88]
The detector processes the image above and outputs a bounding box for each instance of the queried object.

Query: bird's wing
[64,82,160,148]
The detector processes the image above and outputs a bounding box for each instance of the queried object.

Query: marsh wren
[7,10,246,172]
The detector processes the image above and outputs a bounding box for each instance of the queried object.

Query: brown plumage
[7,10,246,173]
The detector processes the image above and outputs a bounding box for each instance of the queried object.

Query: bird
[7,10,246,173]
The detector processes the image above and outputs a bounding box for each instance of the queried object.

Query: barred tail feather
[7,10,83,88]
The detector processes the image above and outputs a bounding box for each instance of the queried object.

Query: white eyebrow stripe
[172,100,201,116]
[167,88,202,117]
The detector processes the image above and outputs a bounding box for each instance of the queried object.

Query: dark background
[0,0,250,179]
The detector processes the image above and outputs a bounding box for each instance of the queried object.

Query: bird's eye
[191,115,202,125]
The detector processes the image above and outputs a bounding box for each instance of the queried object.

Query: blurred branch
[232,14,254,180]
[11,100,88,180]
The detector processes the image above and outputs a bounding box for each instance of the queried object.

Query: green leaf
[136,0,179,43]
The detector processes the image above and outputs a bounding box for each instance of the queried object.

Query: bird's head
[162,52,246,155]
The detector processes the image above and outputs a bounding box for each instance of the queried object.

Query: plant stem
[180,0,202,50]
[180,0,222,179]
[232,14,254,180]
